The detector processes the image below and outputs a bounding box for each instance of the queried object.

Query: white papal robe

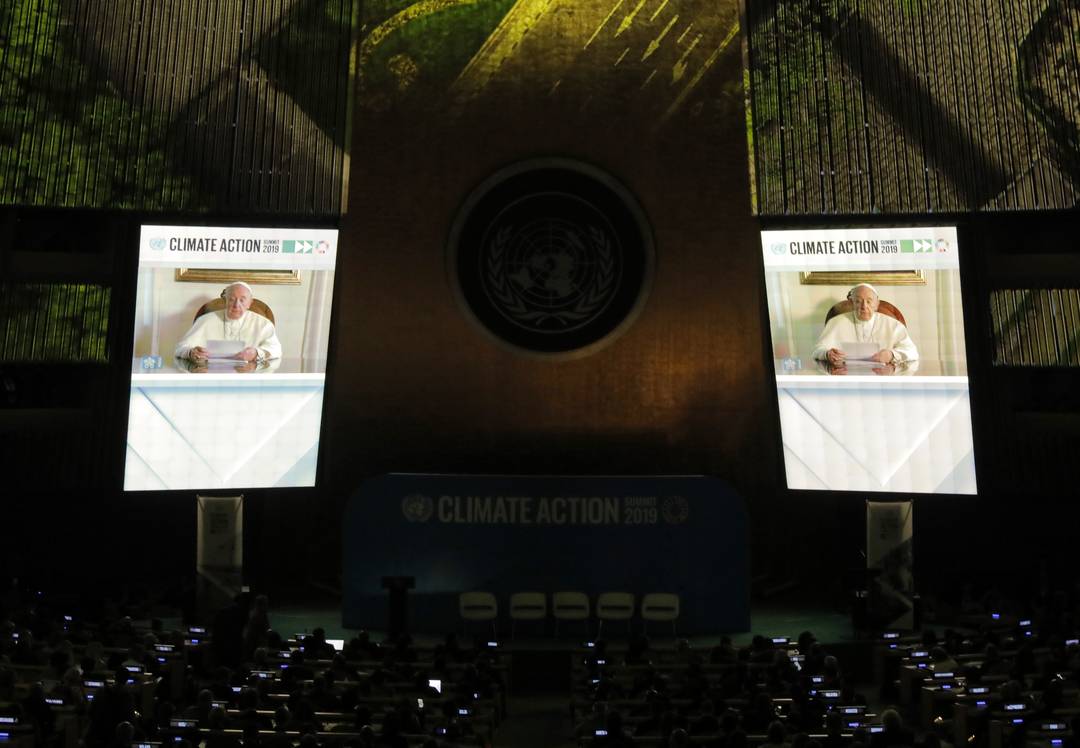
[174,310,282,360]
[811,312,918,362]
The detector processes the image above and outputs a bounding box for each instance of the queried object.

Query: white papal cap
[222,280,254,296]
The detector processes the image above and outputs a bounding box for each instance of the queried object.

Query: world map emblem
[401,494,434,522]
[450,159,654,355]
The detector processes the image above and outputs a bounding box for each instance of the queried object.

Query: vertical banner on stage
[197,495,244,572]
[867,500,915,630]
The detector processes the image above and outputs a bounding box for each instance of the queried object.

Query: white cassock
[174,310,282,360]
[811,312,918,362]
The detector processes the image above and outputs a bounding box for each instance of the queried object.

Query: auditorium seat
[640,592,680,636]
[552,591,590,636]
[596,592,635,635]
[509,591,547,638]
[458,590,498,639]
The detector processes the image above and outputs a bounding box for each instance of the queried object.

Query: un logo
[149,238,167,251]
[661,496,689,525]
[482,220,616,336]
[401,494,434,523]
[450,159,654,357]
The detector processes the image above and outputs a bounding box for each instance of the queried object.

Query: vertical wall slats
[1,0,357,217]
[0,282,111,364]
[746,0,1080,215]
[990,288,1080,368]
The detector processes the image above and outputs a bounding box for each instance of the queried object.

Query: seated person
[175,282,281,363]
[812,283,918,365]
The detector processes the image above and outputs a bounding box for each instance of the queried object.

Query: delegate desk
[774,359,976,493]
[125,357,326,490]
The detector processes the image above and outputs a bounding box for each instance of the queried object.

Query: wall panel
[0,0,356,215]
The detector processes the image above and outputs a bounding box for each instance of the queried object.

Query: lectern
[380,576,415,638]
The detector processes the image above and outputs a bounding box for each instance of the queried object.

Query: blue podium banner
[343,474,749,635]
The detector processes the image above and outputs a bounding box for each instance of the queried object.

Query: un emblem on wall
[450,159,654,356]
[401,494,434,523]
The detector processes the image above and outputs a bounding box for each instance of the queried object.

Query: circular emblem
[770,242,786,256]
[661,496,689,525]
[449,159,654,356]
[401,494,434,523]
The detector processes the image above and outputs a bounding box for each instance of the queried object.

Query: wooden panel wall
[327,0,776,495]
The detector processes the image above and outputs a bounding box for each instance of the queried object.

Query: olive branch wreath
[483,223,617,329]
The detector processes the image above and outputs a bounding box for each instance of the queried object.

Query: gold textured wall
[329,0,779,494]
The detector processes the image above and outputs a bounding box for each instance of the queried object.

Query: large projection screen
[761,227,976,494]
[124,226,338,491]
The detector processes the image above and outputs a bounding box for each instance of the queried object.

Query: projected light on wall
[761,227,976,494]
[124,226,338,491]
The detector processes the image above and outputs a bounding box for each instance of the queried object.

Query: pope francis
[174,282,282,364]
[812,283,918,366]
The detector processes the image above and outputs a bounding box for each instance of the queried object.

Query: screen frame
[758,221,979,496]
[120,220,341,494]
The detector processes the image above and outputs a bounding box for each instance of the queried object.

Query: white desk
[125,357,326,491]
[774,359,976,493]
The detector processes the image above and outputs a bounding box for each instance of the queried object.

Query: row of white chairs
[458,591,680,638]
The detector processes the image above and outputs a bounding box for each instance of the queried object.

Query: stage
[264,597,858,652]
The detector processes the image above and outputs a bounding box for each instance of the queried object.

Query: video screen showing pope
[812,282,918,369]
[175,281,282,365]
[125,225,338,492]
[760,226,976,495]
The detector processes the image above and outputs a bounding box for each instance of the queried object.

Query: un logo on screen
[661,496,689,525]
[401,494,434,523]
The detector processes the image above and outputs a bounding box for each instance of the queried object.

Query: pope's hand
[826,348,845,365]
[234,347,258,362]
[189,346,209,363]
[869,349,894,363]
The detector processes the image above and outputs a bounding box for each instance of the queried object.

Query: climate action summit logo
[450,159,654,356]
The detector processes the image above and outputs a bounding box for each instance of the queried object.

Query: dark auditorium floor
[207,595,865,748]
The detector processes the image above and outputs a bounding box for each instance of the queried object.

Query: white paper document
[841,359,883,372]
[204,359,245,372]
[206,339,244,359]
[840,341,879,361]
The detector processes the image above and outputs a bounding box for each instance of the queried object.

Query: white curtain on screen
[935,269,966,361]
[301,270,333,365]
[132,267,160,356]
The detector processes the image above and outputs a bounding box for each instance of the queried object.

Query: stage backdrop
[344,474,749,635]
